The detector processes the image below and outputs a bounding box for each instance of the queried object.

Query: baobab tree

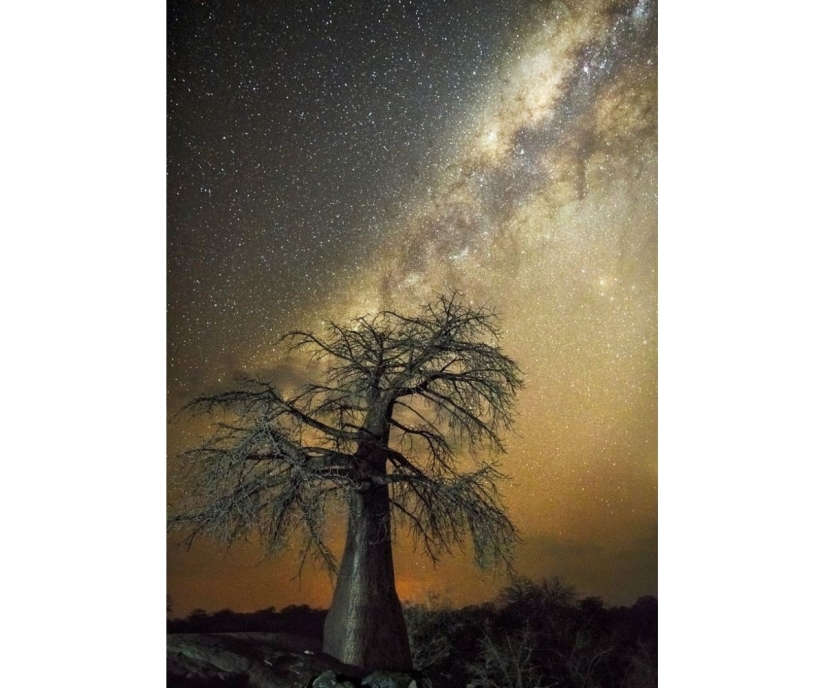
[168,293,523,671]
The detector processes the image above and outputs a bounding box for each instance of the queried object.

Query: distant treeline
[168,577,656,687]
[167,604,326,638]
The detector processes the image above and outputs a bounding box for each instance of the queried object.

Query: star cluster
[168,0,657,613]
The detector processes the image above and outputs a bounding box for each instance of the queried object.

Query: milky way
[168,0,657,614]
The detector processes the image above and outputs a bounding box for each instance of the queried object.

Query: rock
[312,669,357,688]
[168,633,367,688]
[313,670,342,688]
[362,670,419,688]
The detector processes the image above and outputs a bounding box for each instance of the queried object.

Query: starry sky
[168,0,657,615]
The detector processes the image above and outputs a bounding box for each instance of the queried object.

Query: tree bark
[322,482,413,671]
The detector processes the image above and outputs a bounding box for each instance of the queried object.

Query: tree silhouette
[168,293,523,671]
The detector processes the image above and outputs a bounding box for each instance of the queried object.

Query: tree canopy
[169,293,523,572]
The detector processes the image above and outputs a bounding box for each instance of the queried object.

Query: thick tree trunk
[322,482,413,671]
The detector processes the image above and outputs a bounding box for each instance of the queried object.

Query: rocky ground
[167,633,422,688]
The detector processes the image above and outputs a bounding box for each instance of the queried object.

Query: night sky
[167,0,657,615]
